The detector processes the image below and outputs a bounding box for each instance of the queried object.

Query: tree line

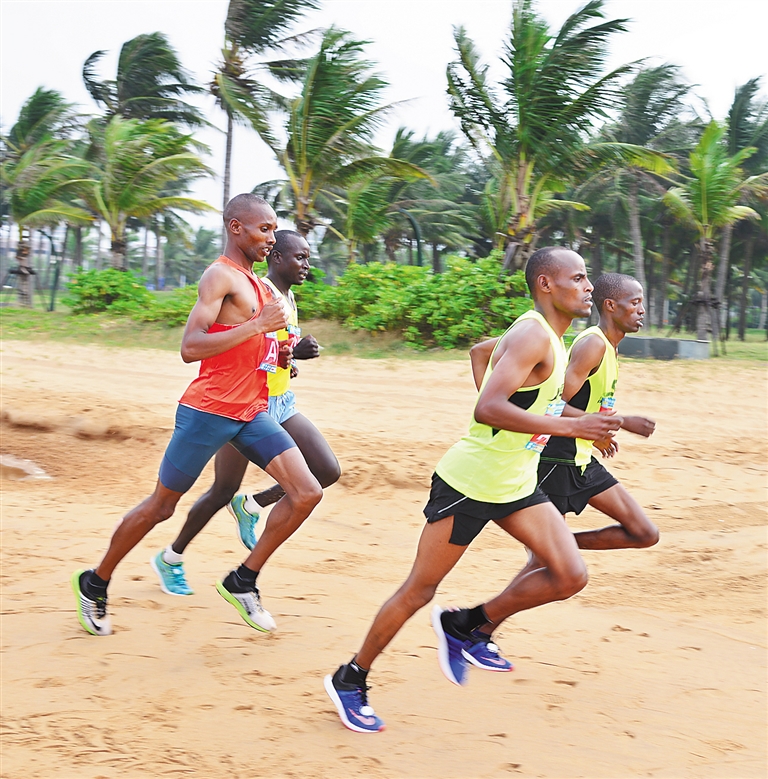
[2,0,767,344]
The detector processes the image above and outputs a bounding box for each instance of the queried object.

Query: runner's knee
[314,458,341,489]
[634,520,659,548]
[552,560,588,599]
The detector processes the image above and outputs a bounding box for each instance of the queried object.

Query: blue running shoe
[227,494,259,551]
[462,634,514,672]
[151,551,193,596]
[324,666,385,733]
[431,604,468,686]
[71,569,112,636]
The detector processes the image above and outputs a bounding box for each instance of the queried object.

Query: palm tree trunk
[142,224,150,278]
[432,242,442,273]
[15,225,33,307]
[714,223,732,330]
[627,175,647,290]
[738,236,754,340]
[222,111,234,251]
[696,238,717,346]
[73,226,83,271]
[588,230,602,326]
[95,220,104,270]
[656,225,670,328]
[155,222,164,289]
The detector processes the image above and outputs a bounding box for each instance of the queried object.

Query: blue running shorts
[159,404,296,493]
[267,390,298,425]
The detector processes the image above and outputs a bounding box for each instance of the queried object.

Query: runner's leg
[95,481,184,580]
[248,413,341,507]
[355,517,468,669]
[171,444,249,553]
[480,501,588,627]
[242,447,323,571]
[575,483,659,550]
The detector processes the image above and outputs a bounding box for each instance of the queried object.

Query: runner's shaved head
[525,247,572,298]
[268,230,305,263]
[223,193,270,229]
[592,273,638,313]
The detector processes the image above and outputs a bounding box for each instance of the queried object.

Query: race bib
[526,399,566,453]
[599,395,615,413]
[258,332,280,373]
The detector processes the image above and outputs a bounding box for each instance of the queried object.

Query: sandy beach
[1,339,766,779]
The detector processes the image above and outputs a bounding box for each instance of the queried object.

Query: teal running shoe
[150,551,193,596]
[226,494,260,550]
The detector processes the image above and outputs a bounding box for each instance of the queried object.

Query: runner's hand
[254,298,288,333]
[621,415,656,437]
[277,342,293,369]
[593,435,619,458]
[293,335,320,360]
[572,412,622,441]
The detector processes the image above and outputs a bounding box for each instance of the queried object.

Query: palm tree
[446,0,669,269]
[79,117,214,269]
[663,120,768,344]
[600,65,690,290]
[83,32,205,126]
[252,27,428,238]
[715,78,768,335]
[1,88,90,305]
[210,0,320,234]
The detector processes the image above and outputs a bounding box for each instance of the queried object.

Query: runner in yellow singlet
[151,231,340,599]
[324,247,622,734]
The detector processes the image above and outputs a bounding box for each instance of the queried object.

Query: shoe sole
[431,604,466,686]
[71,569,112,636]
[461,649,514,672]
[215,581,274,632]
[323,675,385,734]
[226,501,257,551]
[150,555,193,596]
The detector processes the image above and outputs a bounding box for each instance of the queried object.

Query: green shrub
[138,285,199,327]
[63,269,153,315]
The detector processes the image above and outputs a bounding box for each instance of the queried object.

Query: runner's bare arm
[561,334,606,401]
[474,322,621,440]
[180,265,288,362]
[620,415,656,437]
[469,338,499,390]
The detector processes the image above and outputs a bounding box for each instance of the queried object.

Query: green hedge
[64,253,533,348]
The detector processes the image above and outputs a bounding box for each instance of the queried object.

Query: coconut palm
[1,88,90,305]
[446,0,670,269]
[83,32,205,127]
[663,120,768,344]
[714,78,768,335]
[79,117,215,269]
[598,65,690,290]
[210,0,320,230]
[252,27,428,239]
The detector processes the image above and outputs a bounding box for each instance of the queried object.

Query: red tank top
[179,256,271,421]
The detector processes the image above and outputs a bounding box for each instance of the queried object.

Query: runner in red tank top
[71,195,323,637]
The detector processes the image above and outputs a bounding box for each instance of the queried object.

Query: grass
[2,305,766,362]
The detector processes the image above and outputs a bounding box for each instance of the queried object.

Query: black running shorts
[537,457,618,516]
[424,473,551,546]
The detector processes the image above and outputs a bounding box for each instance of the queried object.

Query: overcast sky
[2,0,767,232]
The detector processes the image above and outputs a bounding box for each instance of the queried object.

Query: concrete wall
[618,337,710,360]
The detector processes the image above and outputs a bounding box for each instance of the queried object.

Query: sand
[1,339,766,779]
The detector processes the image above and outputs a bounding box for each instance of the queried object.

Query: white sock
[163,545,184,565]
[243,495,261,514]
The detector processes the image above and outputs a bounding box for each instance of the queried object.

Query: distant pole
[397,209,423,267]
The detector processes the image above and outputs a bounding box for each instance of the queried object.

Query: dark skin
[353,250,622,670]
[478,278,659,630]
[94,208,322,583]
[169,233,340,557]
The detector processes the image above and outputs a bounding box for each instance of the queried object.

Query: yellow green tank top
[435,310,566,503]
[262,277,300,397]
[540,325,618,468]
